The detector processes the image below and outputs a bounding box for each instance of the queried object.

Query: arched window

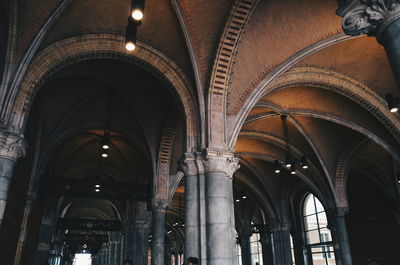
[303,193,336,265]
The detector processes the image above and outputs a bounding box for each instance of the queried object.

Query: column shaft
[0,157,17,224]
[380,20,400,89]
[185,173,199,259]
[205,171,234,265]
[240,237,252,265]
[271,226,293,265]
[334,214,353,265]
[152,205,166,265]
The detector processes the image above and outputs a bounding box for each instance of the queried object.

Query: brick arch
[207,0,259,147]
[9,33,199,151]
[229,67,400,149]
[334,138,369,208]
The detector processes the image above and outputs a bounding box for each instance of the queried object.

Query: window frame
[301,193,336,265]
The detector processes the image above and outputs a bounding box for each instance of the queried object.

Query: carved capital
[203,148,240,178]
[180,153,198,176]
[339,0,400,38]
[0,131,27,161]
[151,199,169,212]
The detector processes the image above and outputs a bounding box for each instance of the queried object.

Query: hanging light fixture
[300,156,308,169]
[131,0,145,22]
[125,18,137,51]
[386,93,399,113]
[274,160,281,174]
[290,165,296,175]
[101,149,108,158]
[272,114,309,175]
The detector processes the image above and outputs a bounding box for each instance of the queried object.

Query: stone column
[181,153,200,261]
[34,213,56,265]
[338,1,400,90]
[110,241,116,265]
[328,208,353,265]
[270,222,293,265]
[239,236,252,265]
[151,200,168,265]
[133,220,151,265]
[14,192,37,265]
[203,149,239,265]
[0,131,26,226]
[114,238,121,265]
[260,231,275,265]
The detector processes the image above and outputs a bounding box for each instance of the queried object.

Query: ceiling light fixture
[290,165,296,175]
[272,115,309,175]
[386,93,399,113]
[125,19,137,51]
[274,160,281,174]
[300,156,308,169]
[131,0,145,22]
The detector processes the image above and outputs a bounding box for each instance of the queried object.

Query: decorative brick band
[209,0,259,96]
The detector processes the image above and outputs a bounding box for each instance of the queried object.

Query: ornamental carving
[203,149,240,178]
[152,199,169,212]
[0,131,27,160]
[340,0,400,37]
[180,153,198,176]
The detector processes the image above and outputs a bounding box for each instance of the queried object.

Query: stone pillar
[338,1,400,90]
[181,153,200,261]
[14,192,37,265]
[260,231,275,265]
[151,200,168,265]
[203,150,239,265]
[114,238,122,265]
[133,220,151,265]
[270,222,293,265]
[0,131,26,226]
[328,208,352,265]
[110,241,116,265]
[34,213,56,265]
[239,236,252,265]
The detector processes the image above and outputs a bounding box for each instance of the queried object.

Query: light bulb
[275,169,281,174]
[102,144,109,150]
[390,107,398,113]
[95,189,100,192]
[302,165,309,169]
[131,9,144,21]
[102,153,108,158]
[95,184,100,188]
[126,41,136,51]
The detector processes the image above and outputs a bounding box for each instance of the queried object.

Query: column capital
[338,0,400,39]
[180,153,198,176]
[203,148,240,178]
[152,199,169,212]
[0,131,27,161]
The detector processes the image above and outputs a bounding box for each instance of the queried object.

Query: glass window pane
[319,228,332,242]
[315,197,324,213]
[306,229,320,244]
[305,215,318,231]
[304,195,316,215]
[317,212,328,227]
